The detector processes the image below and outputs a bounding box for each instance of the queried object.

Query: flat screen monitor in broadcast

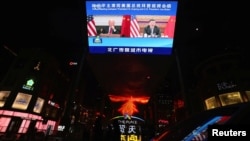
[85,0,178,55]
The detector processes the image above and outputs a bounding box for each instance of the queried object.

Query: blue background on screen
[86,1,178,15]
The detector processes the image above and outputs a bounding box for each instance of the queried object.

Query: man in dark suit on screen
[143,19,161,37]
[98,19,120,35]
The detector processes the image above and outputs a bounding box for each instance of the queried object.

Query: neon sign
[111,115,144,141]
[109,95,150,116]
[109,95,150,141]
[22,79,35,91]
[48,100,60,109]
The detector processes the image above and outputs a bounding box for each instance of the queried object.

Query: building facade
[0,48,71,138]
[192,53,250,112]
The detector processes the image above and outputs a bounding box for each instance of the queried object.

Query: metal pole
[63,47,87,139]
[174,47,189,117]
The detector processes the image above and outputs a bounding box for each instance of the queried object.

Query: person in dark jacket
[143,19,161,37]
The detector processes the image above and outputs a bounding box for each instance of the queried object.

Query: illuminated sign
[69,61,78,66]
[22,79,35,91]
[219,92,243,106]
[111,115,144,141]
[109,95,150,141]
[0,91,10,107]
[48,100,60,109]
[216,81,237,91]
[12,93,32,110]
[109,95,149,116]
[33,97,45,113]
[58,125,65,131]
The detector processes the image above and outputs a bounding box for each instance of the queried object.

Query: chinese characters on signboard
[216,81,237,91]
[89,2,173,11]
[107,47,154,54]
[115,117,144,141]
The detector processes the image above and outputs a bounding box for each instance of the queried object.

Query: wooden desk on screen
[99,33,121,37]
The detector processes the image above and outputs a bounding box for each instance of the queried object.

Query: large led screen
[85,0,178,55]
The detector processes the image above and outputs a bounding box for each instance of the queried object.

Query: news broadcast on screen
[85,0,178,55]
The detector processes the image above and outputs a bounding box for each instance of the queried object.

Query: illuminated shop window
[245,91,250,101]
[18,119,30,133]
[12,93,32,110]
[33,97,45,114]
[0,91,10,107]
[0,110,56,134]
[205,96,220,110]
[219,92,243,106]
[0,117,11,132]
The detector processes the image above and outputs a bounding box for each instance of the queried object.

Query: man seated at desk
[97,19,120,36]
[143,19,161,38]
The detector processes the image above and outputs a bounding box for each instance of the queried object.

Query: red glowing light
[109,95,150,116]
[174,99,184,108]
[69,61,78,66]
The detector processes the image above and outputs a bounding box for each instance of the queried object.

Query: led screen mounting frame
[85,0,178,55]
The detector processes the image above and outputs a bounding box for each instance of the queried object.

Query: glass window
[0,91,10,107]
[219,92,243,106]
[12,93,32,110]
[33,97,45,114]
[205,96,220,110]
[245,91,250,101]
